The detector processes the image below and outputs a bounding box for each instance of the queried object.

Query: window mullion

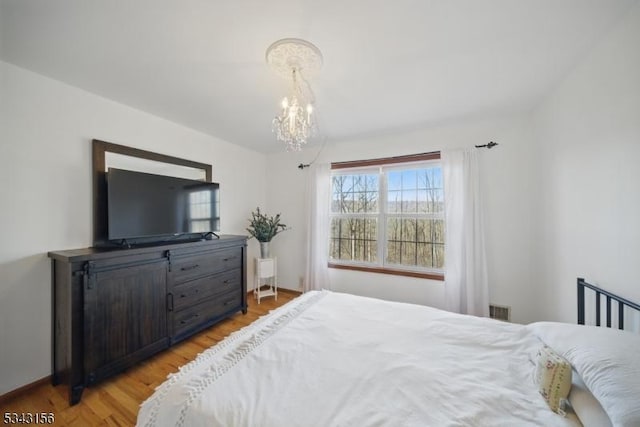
[378,167,386,268]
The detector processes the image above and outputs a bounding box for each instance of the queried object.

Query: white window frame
[329,157,444,280]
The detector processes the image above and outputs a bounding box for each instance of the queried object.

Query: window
[188,186,220,233]
[329,153,444,280]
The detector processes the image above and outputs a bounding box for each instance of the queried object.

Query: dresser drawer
[171,247,242,283]
[172,288,241,338]
[173,269,241,311]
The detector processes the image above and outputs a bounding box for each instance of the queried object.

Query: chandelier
[266,38,323,151]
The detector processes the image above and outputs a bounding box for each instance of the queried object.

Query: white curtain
[304,162,331,292]
[442,148,489,317]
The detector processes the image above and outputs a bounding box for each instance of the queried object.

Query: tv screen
[107,168,220,241]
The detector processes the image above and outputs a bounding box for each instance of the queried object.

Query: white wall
[266,114,542,321]
[0,61,267,395]
[532,3,640,323]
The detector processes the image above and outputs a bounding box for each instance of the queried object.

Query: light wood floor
[0,290,299,426]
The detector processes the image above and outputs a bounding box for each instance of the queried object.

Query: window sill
[327,263,444,281]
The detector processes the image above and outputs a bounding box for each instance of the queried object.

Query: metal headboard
[577,277,640,330]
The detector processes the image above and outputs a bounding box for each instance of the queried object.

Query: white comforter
[137,291,579,427]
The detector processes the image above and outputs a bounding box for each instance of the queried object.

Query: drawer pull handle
[180,313,200,325]
[223,256,237,262]
[224,299,234,306]
[223,280,230,285]
[181,264,200,271]
[180,290,199,299]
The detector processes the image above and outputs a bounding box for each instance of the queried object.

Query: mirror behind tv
[106,168,220,247]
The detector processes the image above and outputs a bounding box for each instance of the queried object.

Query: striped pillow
[535,345,572,414]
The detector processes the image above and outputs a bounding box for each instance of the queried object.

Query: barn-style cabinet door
[82,259,169,386]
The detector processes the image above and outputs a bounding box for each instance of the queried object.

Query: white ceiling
[1,0,636,153]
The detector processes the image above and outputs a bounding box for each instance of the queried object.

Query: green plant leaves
[246,207,287,242]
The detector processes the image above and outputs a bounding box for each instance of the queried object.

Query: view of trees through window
[330,163,445,271]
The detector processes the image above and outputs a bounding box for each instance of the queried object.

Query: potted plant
[246,207,288,258]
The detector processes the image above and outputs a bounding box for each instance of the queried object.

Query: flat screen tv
[107,168,220,243]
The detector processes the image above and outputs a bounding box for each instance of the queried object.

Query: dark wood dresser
[48,235,247,405]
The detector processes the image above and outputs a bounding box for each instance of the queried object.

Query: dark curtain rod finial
[475,141,499,149]
[298,163,310,170]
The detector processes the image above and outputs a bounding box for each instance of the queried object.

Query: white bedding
[138,290,580,427]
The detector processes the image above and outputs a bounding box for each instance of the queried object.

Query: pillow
[569,370,612,427]
[527,321,640,427]
[534,345,572,414]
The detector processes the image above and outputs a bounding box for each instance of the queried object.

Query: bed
[137,278,640,427]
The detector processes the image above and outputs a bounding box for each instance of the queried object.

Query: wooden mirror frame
[92,139,212,246]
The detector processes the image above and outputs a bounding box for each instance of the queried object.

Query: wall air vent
[490,304,511,322]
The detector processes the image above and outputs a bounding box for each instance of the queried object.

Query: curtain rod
[475,141,498,149]
[299,142,498,170]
